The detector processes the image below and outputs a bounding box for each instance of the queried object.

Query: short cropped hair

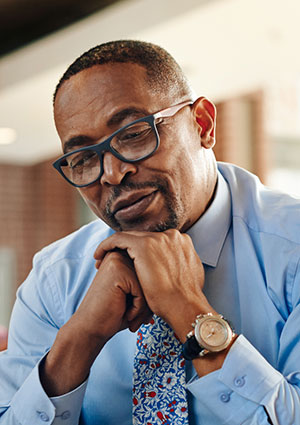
[53,40,194,103]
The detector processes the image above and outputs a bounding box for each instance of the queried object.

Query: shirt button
[234,376,246,387]
[220,392,231,403]
[38,412,49,422]
[61,411,71,420]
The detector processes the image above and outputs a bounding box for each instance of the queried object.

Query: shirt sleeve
[0,256,87,425]
[0,354,88,425]
[186,229,300,424]
[187,303,300,424]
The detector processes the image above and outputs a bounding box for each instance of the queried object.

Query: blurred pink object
[0,325,8,351]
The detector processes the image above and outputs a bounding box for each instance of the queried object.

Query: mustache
[105,178,169,217]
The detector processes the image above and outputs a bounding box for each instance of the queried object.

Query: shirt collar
[186,172,232,267]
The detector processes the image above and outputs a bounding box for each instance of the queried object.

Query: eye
[118,123,152,143]
[68,150,98,169]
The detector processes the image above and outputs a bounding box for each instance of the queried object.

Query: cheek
[77,186,104,217]
[167,145,197,188]
[156,150,195,211]
[157,122,200,178]
[167,147,205,219]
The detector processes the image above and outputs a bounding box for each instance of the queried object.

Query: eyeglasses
[53,99,193,187]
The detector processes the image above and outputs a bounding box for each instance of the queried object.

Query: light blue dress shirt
[1,162,300,425]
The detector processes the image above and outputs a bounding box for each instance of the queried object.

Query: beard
[102,177,180,232]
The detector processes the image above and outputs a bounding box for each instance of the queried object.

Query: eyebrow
[63,107,149,154]
[106,107,147,127]
[63,135,93,154]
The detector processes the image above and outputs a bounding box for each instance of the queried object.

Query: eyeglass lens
[60,120,157,186]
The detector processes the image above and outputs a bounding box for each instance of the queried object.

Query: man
[0,40,300,425]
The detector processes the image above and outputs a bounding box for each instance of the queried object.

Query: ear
[192,97,216,149]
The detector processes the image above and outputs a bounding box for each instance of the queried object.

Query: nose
[100,152,138,186]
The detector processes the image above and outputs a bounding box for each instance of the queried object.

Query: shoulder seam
[34,240,99,270]
[233,214,300,247]
[290,255,300,310]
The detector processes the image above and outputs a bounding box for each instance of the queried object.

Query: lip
[112,189,158,221]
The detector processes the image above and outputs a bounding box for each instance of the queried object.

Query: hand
[72,250,152,341]
[40,250,152,396]
[94,229,215,341]
[93,231,237,380]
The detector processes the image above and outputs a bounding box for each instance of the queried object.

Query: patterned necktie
[132,315,189,425]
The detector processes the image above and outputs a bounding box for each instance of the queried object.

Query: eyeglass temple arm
[154,100,194,119]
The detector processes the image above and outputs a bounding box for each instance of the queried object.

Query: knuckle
[104,251,126,267]
[166,229,183,242]
[165,228,178,237]
[182,233,192,243]
[106,251,122,261]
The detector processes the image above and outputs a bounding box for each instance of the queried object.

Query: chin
[119,217,179,233]
[101,201,180,233]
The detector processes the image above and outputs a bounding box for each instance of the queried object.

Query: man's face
[54,63,215,232]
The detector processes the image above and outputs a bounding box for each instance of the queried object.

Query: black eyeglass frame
[53,99,194,188]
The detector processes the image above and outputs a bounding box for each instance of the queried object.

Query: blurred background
[1,0,300,350]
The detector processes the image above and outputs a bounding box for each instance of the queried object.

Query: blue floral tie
[132,315,189,424]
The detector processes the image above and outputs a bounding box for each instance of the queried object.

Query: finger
[94,232,142,261]
[128,318,142,333]
[128,311,153,333]
[124,291,152,333]
[126,298,152,330]
[94,248,134,270]
[126,295,151,322]
[118,230,149,237]
[125,279,149,322]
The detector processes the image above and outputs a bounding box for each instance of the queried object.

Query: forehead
[54,63,170,132]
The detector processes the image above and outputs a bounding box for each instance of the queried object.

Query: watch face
[195,316,232,352]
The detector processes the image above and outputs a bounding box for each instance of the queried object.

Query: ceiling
[1,0,300,165]
[0,0,122,57]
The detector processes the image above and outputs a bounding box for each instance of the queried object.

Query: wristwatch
[182,313,235,360]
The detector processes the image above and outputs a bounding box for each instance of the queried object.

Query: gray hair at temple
[53,40,195,103]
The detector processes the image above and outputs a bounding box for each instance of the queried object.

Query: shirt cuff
[10,354,87,425]
[186,335,283,424]
[50,380,87,424]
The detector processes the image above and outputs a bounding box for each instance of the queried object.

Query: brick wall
[214,92,269,183]
[0,159,78,292]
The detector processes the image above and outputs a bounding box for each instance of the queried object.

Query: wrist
[168,299,218,343]
[182,313,235,360]
[40,321,105,397]
[192,333,239,377]
[180,312,238,377]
